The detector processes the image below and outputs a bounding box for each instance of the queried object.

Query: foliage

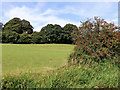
[3,18,22,34]
[21,19,33,34]
[2,17,77,44]
[60,24,78,44]
[0,22,3,31]
[69,17,120,65]
[40,24,78,44]
[0,31,1,43]
[0,22,2,43]
[40,24,62,43]
[3,17,33,34]
[31,32,43,44]
[2,31,19,43]
[17,33,32,44]
[2,18,34,43]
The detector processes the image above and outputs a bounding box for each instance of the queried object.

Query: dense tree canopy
[1,17,78,44]
[0,22,3,31]
[3,17,33,34]
[40,24,78,44]
[60,24,78,44]
[0,22,3,43]
[21,19,33,34]
[40,24,63,43]
[2,31,19,43]
[17,33,31,44]
[4,18,23,34]
[31,32,43,44]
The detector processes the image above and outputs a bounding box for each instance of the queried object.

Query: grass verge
[2,59,119,88]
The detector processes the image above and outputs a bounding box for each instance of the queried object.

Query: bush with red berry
[68,17,120,65]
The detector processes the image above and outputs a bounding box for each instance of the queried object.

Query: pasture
[2,44,74,75]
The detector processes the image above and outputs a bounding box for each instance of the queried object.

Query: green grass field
[2,44,74,75]
[1,44,119,88]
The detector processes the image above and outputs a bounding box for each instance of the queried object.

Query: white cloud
[3,2,118,31]
[3,5,80,31]
[61,2,117,18]
[35,2,117,20]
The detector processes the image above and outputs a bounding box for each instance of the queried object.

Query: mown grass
[2,44,74,75]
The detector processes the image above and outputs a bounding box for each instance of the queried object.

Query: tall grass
[2,59,119,88]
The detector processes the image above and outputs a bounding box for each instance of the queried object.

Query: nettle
[69,17,120,65]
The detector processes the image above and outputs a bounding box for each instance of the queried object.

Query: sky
[1,2,118,32]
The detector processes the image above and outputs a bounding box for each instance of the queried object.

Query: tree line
[0,17,78,44]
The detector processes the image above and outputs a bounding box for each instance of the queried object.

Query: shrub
[69,17,120,65]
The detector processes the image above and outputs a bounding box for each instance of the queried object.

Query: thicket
[69,17,120,65]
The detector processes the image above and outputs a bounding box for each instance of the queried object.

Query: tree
[2,31,9,43]
[22,19,33,34]
[40,24,62,43]
[0,22,3,43]
[3,18,33,43]
[4,17,33,34]
[4,18,23,34]
[2,31,20,43]
[31,32,43,44]
[0,22,3,31]
[49,24,62,43]
[60,24,78,44]
[17,33,32,44]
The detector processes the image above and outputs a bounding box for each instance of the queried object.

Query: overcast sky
[2,2,118,32]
